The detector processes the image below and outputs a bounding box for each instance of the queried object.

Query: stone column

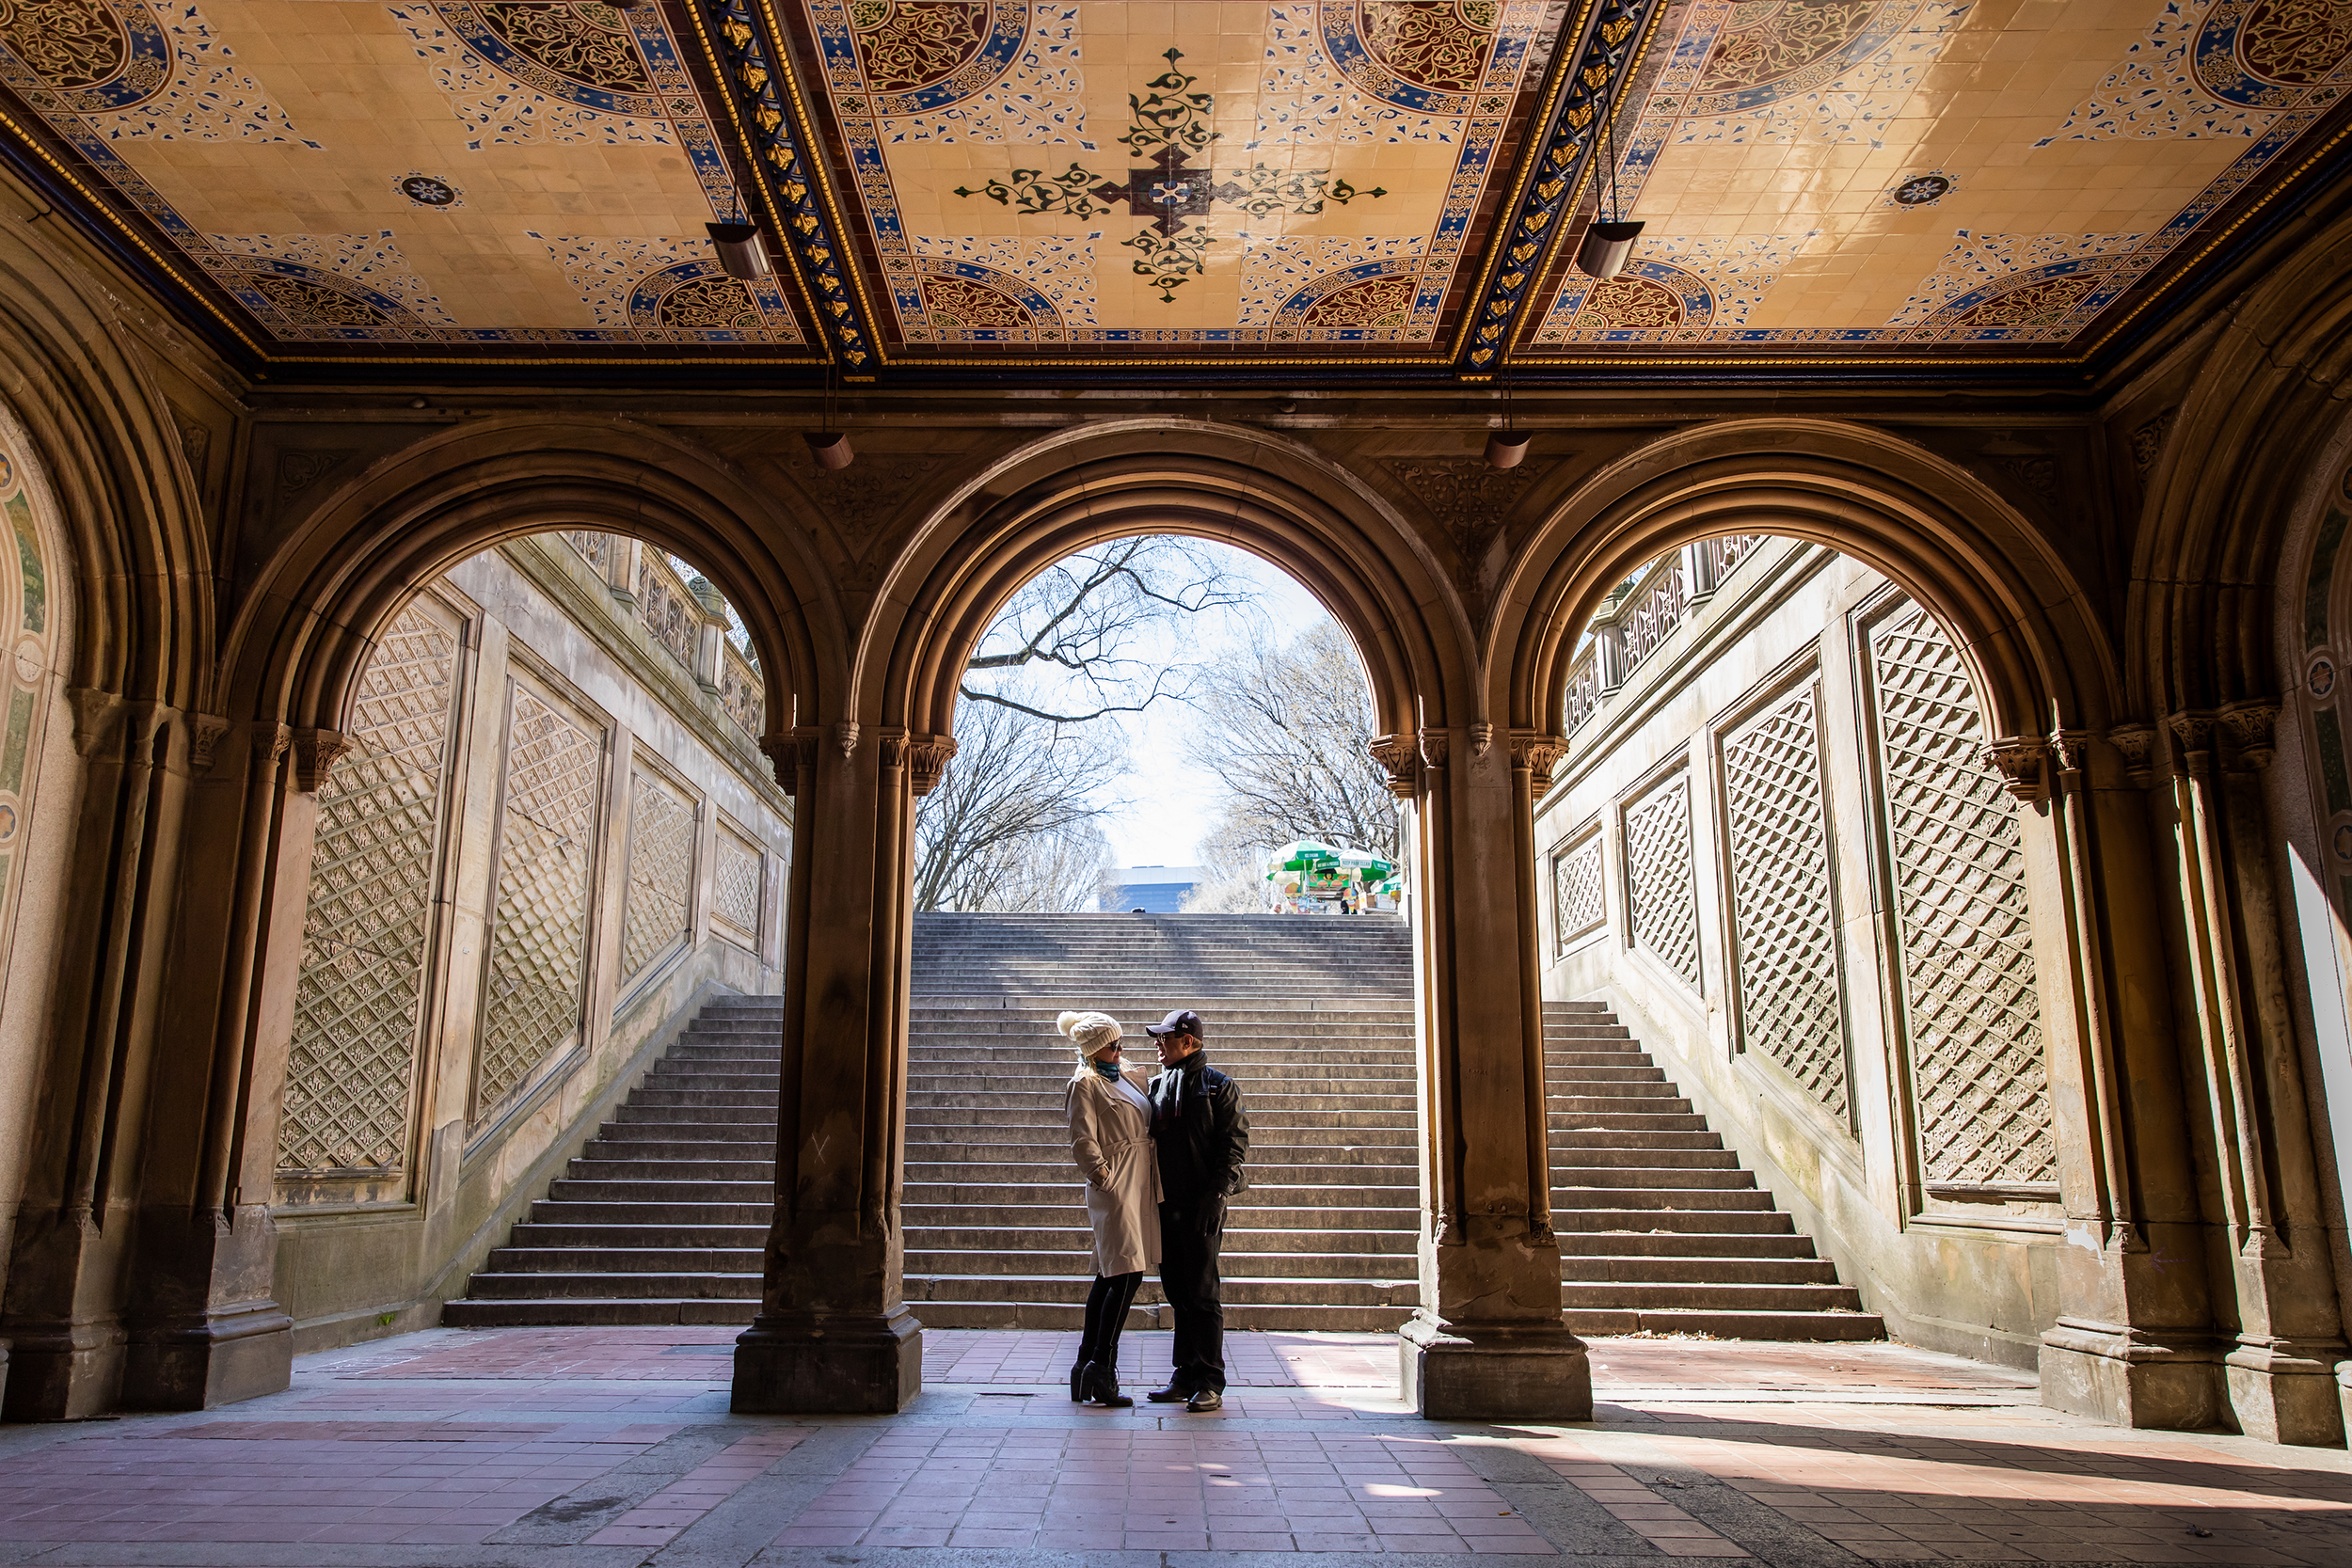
[1375,726,1590,1420]
[119,721,315,1409]
[2161,704,2349,1445]
[1594,623,1629,697]
[606,535,644,610]
[2017,730,2227,1432]
[732,722,921,1413]
[1,695,194,1419]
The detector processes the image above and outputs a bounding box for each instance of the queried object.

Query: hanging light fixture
[706,221,771,281]
[1574,82,1643,280]
[1485,351,1528,469]
[1484,429,1530,469]
[803,431,854,470]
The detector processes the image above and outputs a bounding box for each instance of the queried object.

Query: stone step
[1558,1255,1839,1285]
[441,1298,757,1327]
[1554,1230,1816,1259]
[903,1273,1418,1308]
[1561,1308,1884,1340]
[1559,1281,1865,1312]
[906,1248,1418,1279]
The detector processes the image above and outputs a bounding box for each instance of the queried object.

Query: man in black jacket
[1143,1007,1249,1412]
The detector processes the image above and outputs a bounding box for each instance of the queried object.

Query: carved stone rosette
[1508,730,1568,797]
[1368,734,1420,798]
[293,726,354,793]
[908,735,958,798]
[1982,736,2048,802]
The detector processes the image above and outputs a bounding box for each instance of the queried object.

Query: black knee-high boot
[1074,1274,1119,1400]
[1089,1272,1144,1401]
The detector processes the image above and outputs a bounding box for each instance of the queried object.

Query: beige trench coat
[1066,1066,1163,1275]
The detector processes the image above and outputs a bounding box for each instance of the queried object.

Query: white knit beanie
[1057,1009,1122,1060]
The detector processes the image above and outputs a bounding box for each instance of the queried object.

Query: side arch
[217,418,846,747]
[862,419,1474,748]
[1497,419,2119,744]
[2133,208,2352,719]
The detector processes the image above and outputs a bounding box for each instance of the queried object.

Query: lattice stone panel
[1624,776,1701,990]
[1723,686,1848,1120]
[474,686,602,1120]
[562,531,611,575]
[621,769,694,981]
[713,827,762,942]
[1870,605,2056,1190]
[1554,837,1605,949]
[279,600,461,1175]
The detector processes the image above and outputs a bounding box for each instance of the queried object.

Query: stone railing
[1566,534,1770,733]
[557,531,764,737]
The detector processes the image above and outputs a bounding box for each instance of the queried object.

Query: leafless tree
[1188,619,1399,879]
[913,688,1124,911]
[960,536,1255,723]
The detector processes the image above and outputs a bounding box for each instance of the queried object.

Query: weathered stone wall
[267,536,790,1352]
[1541,541,2063,1368]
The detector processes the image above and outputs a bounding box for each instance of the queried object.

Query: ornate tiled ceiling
[1,0,2347,377]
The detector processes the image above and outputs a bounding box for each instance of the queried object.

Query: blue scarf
[1090,1057,1121,1081]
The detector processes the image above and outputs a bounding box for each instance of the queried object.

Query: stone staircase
[444,920,1880,1338]
[442,994,777,1324]
[1549,1000,1883,1339]
[903,911,1418,1331]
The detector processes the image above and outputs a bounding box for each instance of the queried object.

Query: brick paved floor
[0,1328,2345,1565]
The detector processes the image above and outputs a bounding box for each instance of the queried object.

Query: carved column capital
[2217,698,2280,770]
[2106,722,2157,787]
[1507,729,1568,797]
[251,723,290,767]
[1367,734,1420,798]
[1418,727,1449,772]
[759,725,826,794]
[909,735,958,798]
[292,727,352,792]
[1983,736,2048,802]
[2168,710,2217,778]
[65,685,125,758]
[875,726,909,771]
[188,715,230,774]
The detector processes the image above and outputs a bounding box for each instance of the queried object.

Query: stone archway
[726,420,1591,1419]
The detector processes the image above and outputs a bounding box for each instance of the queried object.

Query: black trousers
[1158,1197,1226,1394]
[1075,1271,1142,1378]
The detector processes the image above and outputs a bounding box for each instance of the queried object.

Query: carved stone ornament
[909,735,958,798]
[2048,729,2091,778]
[188,715,230,774]
[758,726,826,793]
[1982,736,2047,801]
[2130,407,2178,482]
[2106,722,2156,787]
[1418,728,1450,772]
[834,720,860,758]
[1468,721,1494,760]
[2168,711,2217,775]
[1508,730,1568,797]
[65,685,125,758]
[275,449,355,499]
[876,728,909,770]
[1368,734,1420,798]
[2217,699,2280,770]
[253,723,290,767]
[1380,457,1538,553]
[293,727,354,793]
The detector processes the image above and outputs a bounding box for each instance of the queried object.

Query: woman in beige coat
[1058,1009,1161,1408]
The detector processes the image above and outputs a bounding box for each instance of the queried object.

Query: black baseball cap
[1145,1008,1204,1039]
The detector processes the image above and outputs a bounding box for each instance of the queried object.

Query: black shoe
[1071,1363,1088,1402]
[1145,1384,1190,1402]
[1086,1365,1134,1408]
[1185,1388,1223,1413]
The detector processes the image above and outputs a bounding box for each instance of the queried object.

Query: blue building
[1100,864,1205,913]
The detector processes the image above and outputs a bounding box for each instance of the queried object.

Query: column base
[1400,1312,1590,1421]
[2224,1336,2349,1447]
[732,1307,922,1413]
[0,1318,125,1421]
[120,1299,293,1411]
[2039,1318,2225,1431]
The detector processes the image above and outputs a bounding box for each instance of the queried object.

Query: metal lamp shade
[1485,431,1531,469]
[804,431,854,470]
[706,222,771,281]
[1574,219,1645,280]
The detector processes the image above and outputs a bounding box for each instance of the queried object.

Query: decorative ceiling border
[1454,0,1667,374]
[693,0,882,373]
